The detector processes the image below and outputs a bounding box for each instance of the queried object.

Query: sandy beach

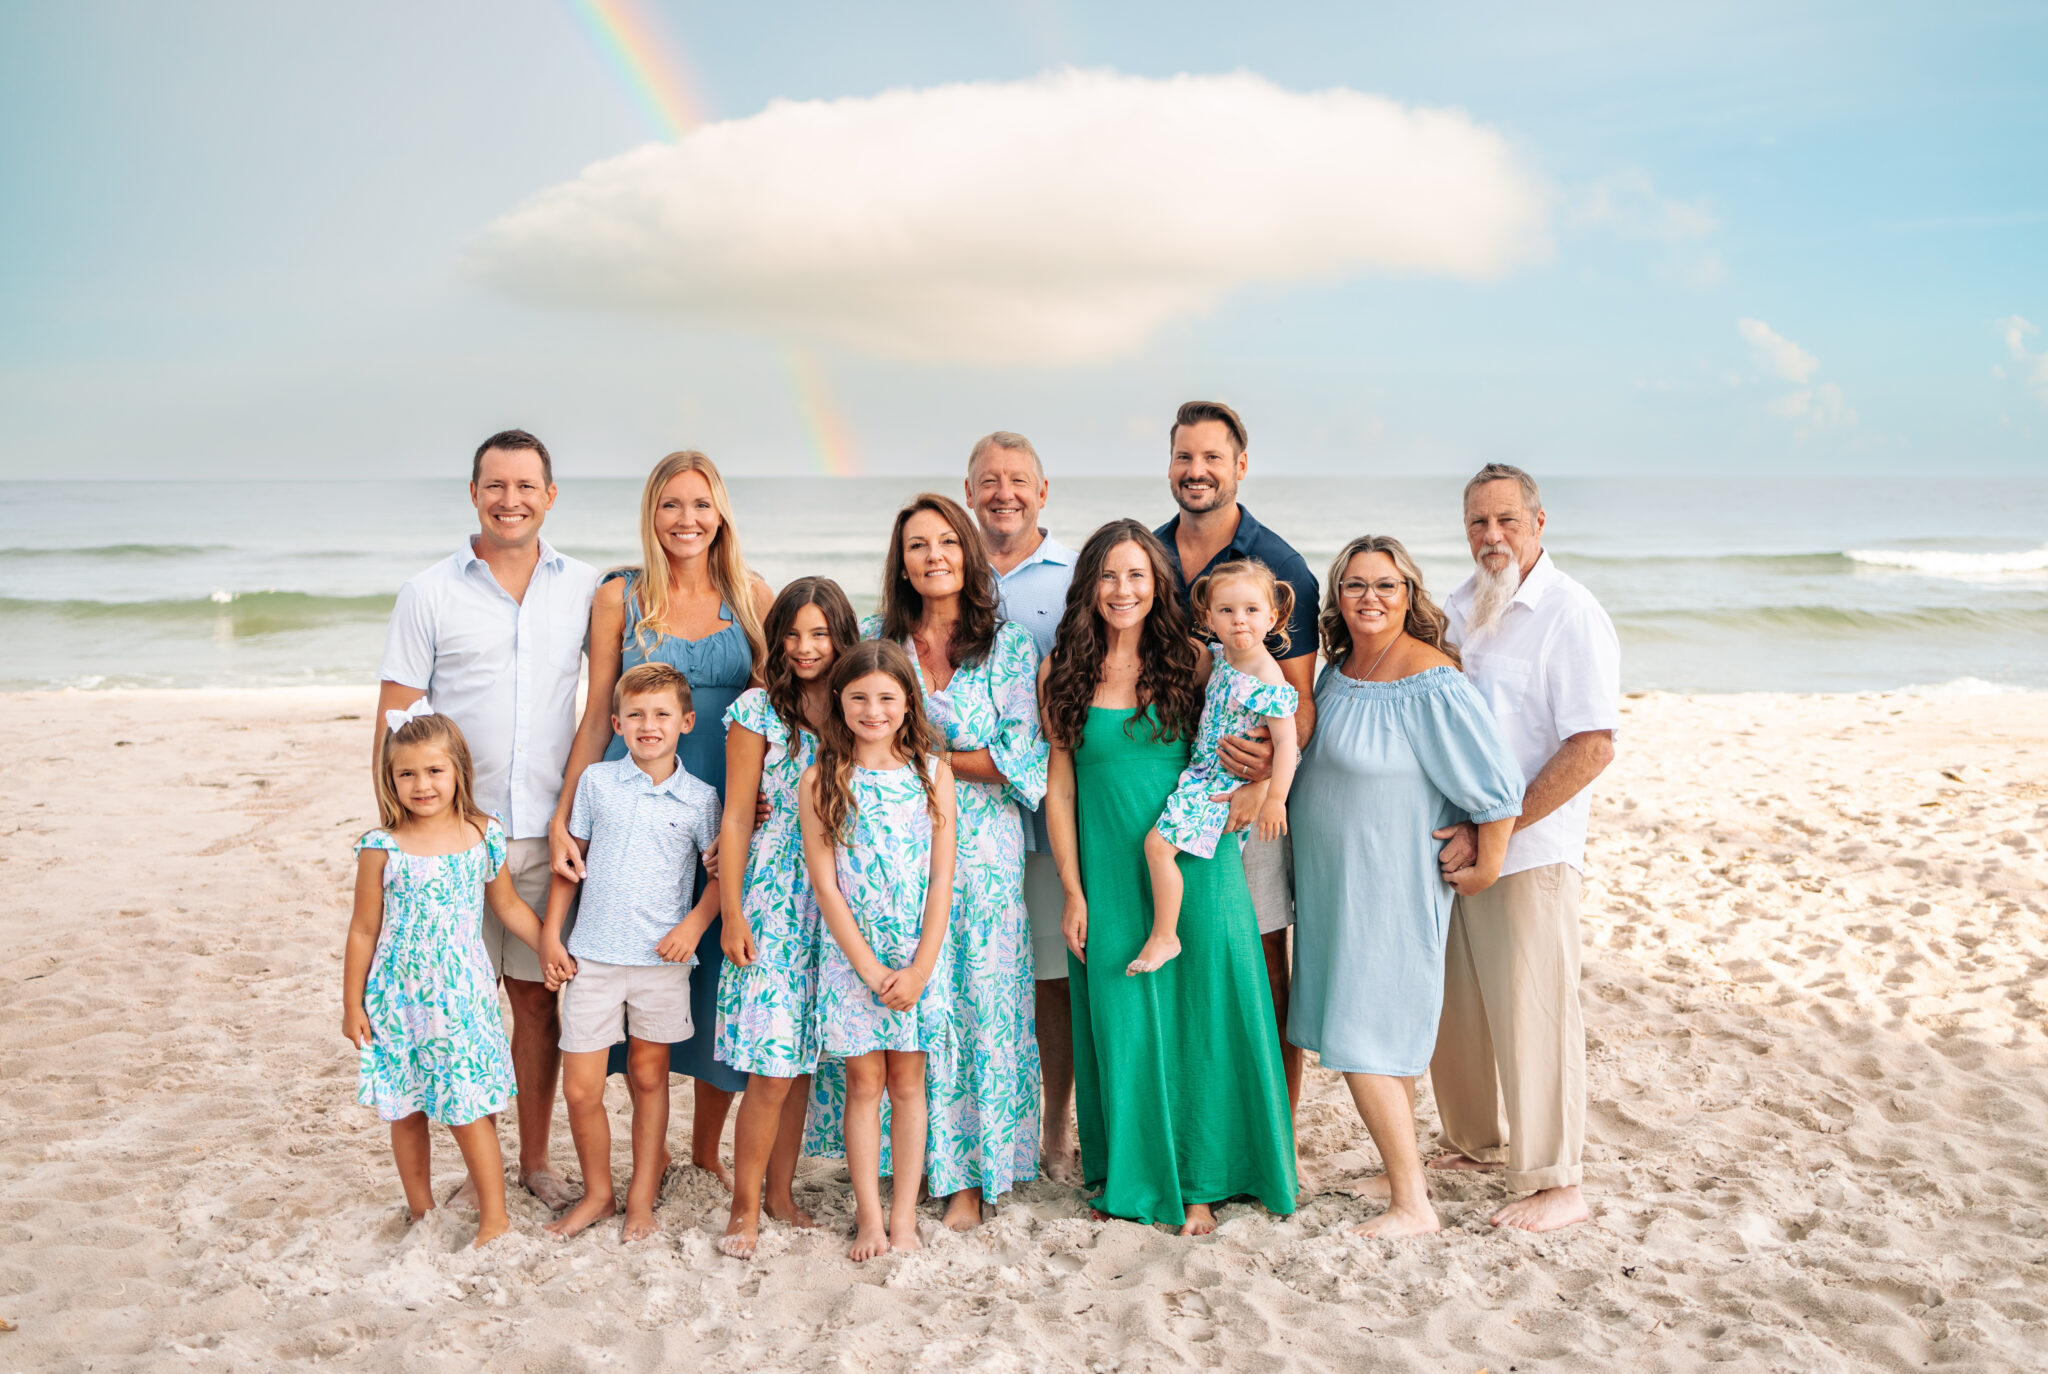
[4,684,2046,1372]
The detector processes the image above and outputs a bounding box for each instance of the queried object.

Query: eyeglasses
[1337,578,1407,601]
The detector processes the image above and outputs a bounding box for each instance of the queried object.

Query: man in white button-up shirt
[375,429,600,1211]
[1429,463,1619,1234]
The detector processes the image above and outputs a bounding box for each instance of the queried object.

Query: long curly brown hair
[761,576,860,744]
[1318,534,1461,669]
[1041,520,1203,751]
[810,640,946,846]
[879,493,999,668]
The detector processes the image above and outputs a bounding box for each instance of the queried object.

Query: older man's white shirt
[379,536,599,840]
[1444,550,1620,878]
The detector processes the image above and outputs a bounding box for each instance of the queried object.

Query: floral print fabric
[353,821,516,1126]
[1153,643,1300,860]
[713,689,824,1078]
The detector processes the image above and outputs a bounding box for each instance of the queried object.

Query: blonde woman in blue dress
[343,704,550,1248]
[799,640,958,1261]
[716,577,861,1259]
[1132,559,1301,976]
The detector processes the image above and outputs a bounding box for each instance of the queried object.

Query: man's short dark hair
[472,429,554,486]
[1170,401,1247,456]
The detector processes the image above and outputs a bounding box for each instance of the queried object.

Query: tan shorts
[558,958,694,1053]
[1242,831,1295,935]
[1023,852,1069,982]
[480,837,569,984]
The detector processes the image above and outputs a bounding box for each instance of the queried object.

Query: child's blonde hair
[372,711,491,835]
[1189,558,1295,656]
[613,661,693,716]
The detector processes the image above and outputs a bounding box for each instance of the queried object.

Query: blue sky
[2,1,2044,479]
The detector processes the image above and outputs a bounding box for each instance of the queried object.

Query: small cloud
[1738,317,1820,384]
[1998,314,2037,355]
[1576,169,1716,241]
[1808,382,1857,430]
[1996,314,2048,403]
[468,68,1551,366]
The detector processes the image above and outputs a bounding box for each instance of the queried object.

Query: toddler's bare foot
[446,1175,480,1210]
[765,1195,816,1230]
[942,1190,983,1232]
[1489,1185,1588,1233]
[1350,1203,1440,1239]
[1427,1152,1502,1173]
[849,1218,891,1261]
[1125,934,1182,976]
[621,1200,659,1243]
[472,1214,510,1248]
[544,1190,617,1238]
[1179,1203,1216,1236]
[1347,1174,1392,1201]
[521,1168,573,1211]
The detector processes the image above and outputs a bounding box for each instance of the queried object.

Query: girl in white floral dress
[1131,560,1301,976]
[342,705,548,1248]
[715,577,861,1259]
[799,640,958,1261]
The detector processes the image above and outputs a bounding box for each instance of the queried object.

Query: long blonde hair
[631,451,766,678]
[1318,535,1461,668]
[372,712,491,835]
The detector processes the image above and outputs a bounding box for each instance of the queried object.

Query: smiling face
[613,688,690,768]
[1094,539,1156,634]
[964,446,1047,545]
[1204,574,1279,655]
[1337,550,1410,647]
[840,670,909,746]
[1168,418,1247,516]
[782,602,836,683]
[470,447,556,552]
[1464,478,1545,580]
[901,508,966,601]
[387,741,459,821]
[654,468,722,567]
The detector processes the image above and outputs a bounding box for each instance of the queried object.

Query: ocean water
[5,476,2047,694]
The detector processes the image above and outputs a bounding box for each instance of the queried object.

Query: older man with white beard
[1428,463,1619,1233]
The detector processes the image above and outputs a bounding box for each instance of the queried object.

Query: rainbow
[562,0,862,475]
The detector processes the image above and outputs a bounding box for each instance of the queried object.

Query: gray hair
[1462,462,1543,514]
[967,431,1043,481]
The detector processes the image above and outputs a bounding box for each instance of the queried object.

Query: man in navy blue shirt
[1154,400,1319,1111]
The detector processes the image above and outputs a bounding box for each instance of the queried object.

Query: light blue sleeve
[377,578,435,689]
[1407,674,1525,825]
[567,769,597,842]
[984,621,1049,810]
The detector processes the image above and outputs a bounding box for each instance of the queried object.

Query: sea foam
[1846,545,2048,578]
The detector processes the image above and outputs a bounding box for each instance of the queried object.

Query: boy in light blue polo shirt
[539,661,721,1242]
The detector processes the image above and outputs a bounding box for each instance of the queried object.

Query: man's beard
[1465,543,1520,635]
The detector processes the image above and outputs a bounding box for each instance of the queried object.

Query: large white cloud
[466,69,1549,365]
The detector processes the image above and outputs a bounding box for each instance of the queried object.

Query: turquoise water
[5,476,2047,693]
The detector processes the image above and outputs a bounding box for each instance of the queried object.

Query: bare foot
[627,1151,673,1210]
[1040,1132,1079,1185]
[942,1190,983,1233]
[473,1214,509,1248]
[446,1175,480,1210]
[849,1218,891,1261]
[544,1190,618,1238]
[765,1196,816,1230]
[890,1214,923,1253]
[621,1200,659,1243]
[1346,1174,1392,1201]
[718,1212,759,1258]
[1427,1152,1503,1173]
[1179,1203,1216,1236]
[1349,1203,1440,1238]
[521,1168,574,1212]
[694,1152,735,1193]
[1125,934,1182,976]
[1489,1185,1588,1233]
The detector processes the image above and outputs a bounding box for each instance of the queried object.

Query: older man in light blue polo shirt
[963,429,1079,1178]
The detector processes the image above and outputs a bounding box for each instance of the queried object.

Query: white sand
[4,686,2046,1371]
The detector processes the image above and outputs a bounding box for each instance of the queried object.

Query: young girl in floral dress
[715,577,860,1258]
[342,703,548,1247]
[798,640,958,1261]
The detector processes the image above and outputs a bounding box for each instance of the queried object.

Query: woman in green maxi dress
[1041,520,1296,1231]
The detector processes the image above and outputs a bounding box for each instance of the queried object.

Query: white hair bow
[385,699,436,733]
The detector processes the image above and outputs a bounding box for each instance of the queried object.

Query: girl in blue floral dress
[1132,560,1301,976]
[343,704,549,1248]
[715,577,861,1259]
[799,640,957,1261]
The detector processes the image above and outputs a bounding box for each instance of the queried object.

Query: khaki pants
[1430,862,1586,1193]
